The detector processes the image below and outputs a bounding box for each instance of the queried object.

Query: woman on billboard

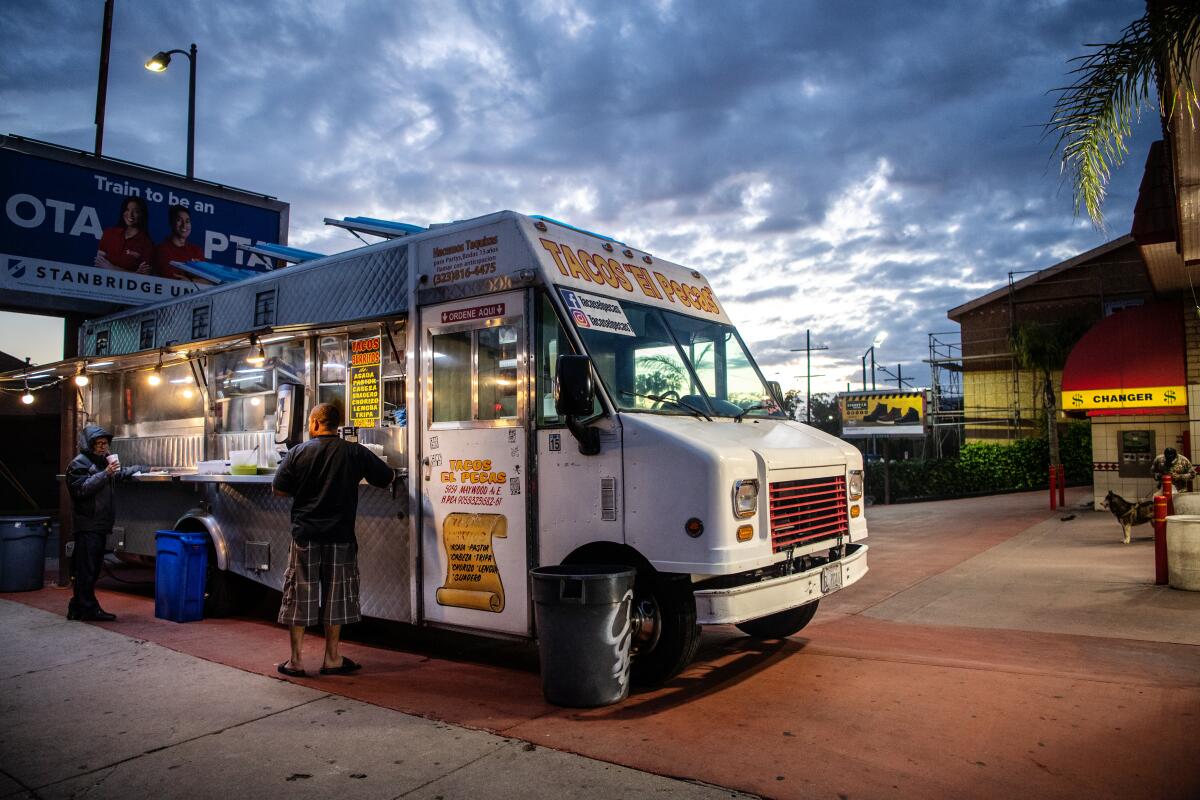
[95,197,154,274]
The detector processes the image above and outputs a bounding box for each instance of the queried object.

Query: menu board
[349,334,381,427]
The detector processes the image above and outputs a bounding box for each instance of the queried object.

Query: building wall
[952,240,1154,445]
[1090,414,1188,508]
[963,368,1063,442]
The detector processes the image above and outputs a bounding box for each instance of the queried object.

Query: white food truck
[40,210,868,685]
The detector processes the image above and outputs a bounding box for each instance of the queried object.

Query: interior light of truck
[848,470,863,501]
[850,506,861,518]
[732,479,759,518]
[736,525,753,542]
[90,361,114,367]
[181,388,194,399]
[250,397,262,406]
[685,517,704,537]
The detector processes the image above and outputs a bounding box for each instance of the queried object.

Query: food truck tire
[734,599,819,639]
[630,572,699,688]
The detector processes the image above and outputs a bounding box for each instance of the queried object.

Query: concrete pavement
[2,487,1198,798]
[0,600,753,799]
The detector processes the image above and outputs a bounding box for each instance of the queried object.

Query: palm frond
[1046,5,1200,229]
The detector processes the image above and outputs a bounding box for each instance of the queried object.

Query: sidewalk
[0,599,754,799]
[3,488,1198,799]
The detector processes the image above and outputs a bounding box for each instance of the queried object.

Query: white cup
[106,454,120,467]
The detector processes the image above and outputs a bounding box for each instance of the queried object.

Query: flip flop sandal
[277,663,306,677]
[319,657,362,675]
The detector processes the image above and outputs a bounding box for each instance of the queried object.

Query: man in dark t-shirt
[273,403,393,677]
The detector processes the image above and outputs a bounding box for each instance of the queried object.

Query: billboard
[840,390,927,437]
[0,135,288,313]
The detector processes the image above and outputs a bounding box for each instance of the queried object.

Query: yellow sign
[1064,385,1187,411]
[436,512,507,612]
[348,335,381,427]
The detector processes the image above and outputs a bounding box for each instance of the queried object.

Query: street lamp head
[871,331,888,349]
[145,51,171,72]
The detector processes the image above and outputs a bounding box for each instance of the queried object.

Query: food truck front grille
[768,476,848,552]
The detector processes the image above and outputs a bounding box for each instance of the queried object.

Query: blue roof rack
[170,260,261,285]
[530,214,625,245]
[324,216,427,239]
[238,242,325,264]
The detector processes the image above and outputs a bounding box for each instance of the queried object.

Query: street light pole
[790,330,827,424]
[145,44,198,178]
[186,43,196,179]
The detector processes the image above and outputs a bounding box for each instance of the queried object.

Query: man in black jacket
[65,423,148,621]
[273,403,393,677]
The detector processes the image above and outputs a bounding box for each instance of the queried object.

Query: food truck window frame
[426,314,526,431]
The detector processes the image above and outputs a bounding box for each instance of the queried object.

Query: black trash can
[530,564,636,707]
[0,516,51,592]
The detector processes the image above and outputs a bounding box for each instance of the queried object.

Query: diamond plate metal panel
[209,482,413,623]
[80,243,410,357]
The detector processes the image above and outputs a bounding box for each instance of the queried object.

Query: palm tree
[1046,3,1200,229]
[1010,319,1089,468]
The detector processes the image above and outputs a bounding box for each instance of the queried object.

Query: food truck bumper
[692,543,868,625]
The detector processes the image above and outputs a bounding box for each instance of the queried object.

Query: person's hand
[105,461,120,475]
[136,262,151,275]
[94,252,113,269]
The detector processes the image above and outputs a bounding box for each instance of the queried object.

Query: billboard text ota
[840,391,927,437]
[0,137,287,309]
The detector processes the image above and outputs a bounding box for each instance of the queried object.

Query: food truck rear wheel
[629,572,699,687]
[735,599,819,639]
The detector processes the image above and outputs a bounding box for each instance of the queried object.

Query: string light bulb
[148,366,162,386]
[21,388,34,405]
[246,335,266,366]
[74,365,89,387]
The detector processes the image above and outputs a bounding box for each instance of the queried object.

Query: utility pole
[790,329,828,424]
[877,363,911,389]
[94,0,114,157]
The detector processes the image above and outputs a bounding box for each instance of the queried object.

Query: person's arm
[119,464,150,479]
[272,450,297,497]
[67,461,110,500]
[359,446,395,489]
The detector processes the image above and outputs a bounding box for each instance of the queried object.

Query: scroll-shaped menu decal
[435,512,507,612]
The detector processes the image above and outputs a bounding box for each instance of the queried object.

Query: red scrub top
[98,227,155,272]
[154,240,204,280]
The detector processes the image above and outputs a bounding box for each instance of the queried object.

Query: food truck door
[418,293,531,635]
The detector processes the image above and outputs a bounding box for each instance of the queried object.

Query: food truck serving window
[431,321,522,426]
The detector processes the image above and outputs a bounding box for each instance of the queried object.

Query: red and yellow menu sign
[349,335,381,427]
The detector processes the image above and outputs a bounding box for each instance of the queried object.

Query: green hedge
[864,421,1091,503]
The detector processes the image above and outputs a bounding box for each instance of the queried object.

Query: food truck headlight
[848,470,863,501]
[732,479,759,518]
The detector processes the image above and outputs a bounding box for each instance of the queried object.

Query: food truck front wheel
[734,599,819,639]
[628,571,700,687]
[564,545,699,687]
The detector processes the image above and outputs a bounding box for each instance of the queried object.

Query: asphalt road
[3,486,1198,799]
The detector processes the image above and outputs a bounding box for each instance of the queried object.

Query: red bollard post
[1154,493,1169,585]
[1048,465,1057,510]
[1164,473,1174,517]
[1057,463,1066,507]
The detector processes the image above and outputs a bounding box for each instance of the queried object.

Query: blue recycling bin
[0,516,51,592]
[154,531,208,622]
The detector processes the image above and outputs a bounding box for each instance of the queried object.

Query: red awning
[1061,301,1186,416]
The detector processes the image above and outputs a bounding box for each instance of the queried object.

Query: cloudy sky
[0,0,1156,394]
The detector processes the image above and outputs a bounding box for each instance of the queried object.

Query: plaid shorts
[277,541,361,627]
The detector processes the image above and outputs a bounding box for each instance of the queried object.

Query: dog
[1101,491,1155,545]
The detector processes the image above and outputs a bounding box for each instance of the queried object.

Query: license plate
[821,564,843,594]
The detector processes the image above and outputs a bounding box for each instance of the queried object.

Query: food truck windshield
[559,288,782,419]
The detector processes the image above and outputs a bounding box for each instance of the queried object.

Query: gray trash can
[0,516,51,592]
[530,564,636,707]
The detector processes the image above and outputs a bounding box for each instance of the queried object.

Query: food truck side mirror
[276,383,306,448]
[554,354,601,456]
